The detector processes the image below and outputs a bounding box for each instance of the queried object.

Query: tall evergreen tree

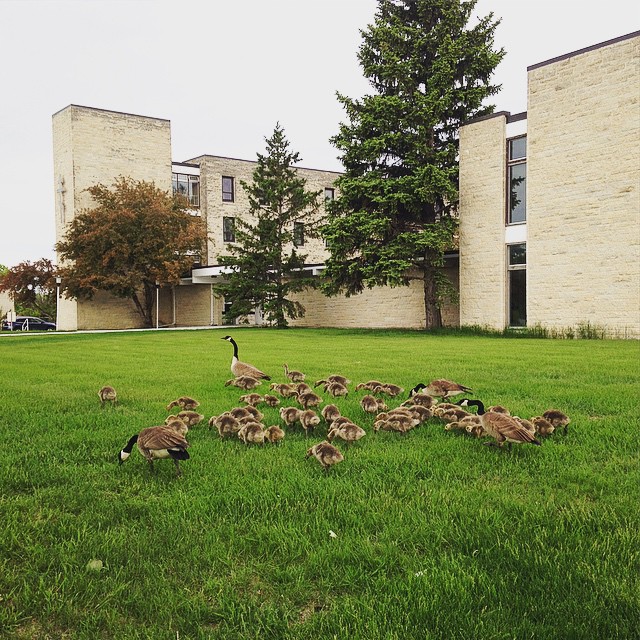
[323,0,504,328]
[217,124,321,328]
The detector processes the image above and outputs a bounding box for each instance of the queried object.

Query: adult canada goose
[305,441,344,472]
[416,379,472,401]
[458,399,541,450]
[542,409,571,434]
[327,422,366,448]
[225,376,262,390]
[283,364,306,382]
[99,386,117,407]
[166,396,200,411]
[118,425,190,476]
[221,336,271,380]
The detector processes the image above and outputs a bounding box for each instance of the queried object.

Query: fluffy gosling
[305,441,344,473]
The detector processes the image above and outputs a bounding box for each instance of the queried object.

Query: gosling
[305,441,344,473]
[99,386,117,407]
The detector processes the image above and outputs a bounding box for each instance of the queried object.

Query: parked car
[1,316,56,331]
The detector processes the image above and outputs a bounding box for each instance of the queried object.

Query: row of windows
[223,217,306,246]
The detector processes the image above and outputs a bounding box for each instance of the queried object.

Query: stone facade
[52,105,173,330]
[459,32,640,338]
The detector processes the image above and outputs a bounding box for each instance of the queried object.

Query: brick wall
[527,36,640,338]
[459,114,508,329]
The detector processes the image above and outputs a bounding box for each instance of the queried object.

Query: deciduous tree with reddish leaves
[55,177,206,327]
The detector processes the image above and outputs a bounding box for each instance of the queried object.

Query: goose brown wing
[491,413,537,443]
[233,361,270,380]
[139,426,191,450]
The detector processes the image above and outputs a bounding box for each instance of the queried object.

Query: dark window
[507,136,526,224]
[324,187,335,201]
[507,243,526,327]
[172,172,200,207]
[222,176,234,202]
[223,216,236,242]
[293,222,305,247]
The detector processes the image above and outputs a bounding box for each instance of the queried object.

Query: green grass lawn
[0,328,638,639]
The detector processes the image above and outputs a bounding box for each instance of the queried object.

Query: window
[324,187,335,202]
[507,243,526,327]
[222,176,234,202]
[293,222,305,247]
[223,216,236,242]
[172,173,200,207]
[507,136,526,224]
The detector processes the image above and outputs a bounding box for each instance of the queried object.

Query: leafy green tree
[323,0,505,328]
[216,124,322,328]
[55,177,206,327]
[0,258,57,319]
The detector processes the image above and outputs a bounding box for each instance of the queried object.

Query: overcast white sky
[0,0,638,268]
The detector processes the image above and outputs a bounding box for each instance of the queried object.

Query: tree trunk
[423,265,442,330]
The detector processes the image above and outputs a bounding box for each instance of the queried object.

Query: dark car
[2,316,56,331]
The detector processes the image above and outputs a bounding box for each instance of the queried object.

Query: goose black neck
[223,336,239,358]
[123,434,139,453]
[409,383,426,398]
[466,400,485,415]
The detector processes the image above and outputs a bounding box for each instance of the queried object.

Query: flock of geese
[113,335,571,476]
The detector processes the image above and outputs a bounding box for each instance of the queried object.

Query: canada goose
[360,394,381,414]
[458,400,541,450]
[221,336,271,380]
[164,415,188,433]
[263,394,281,407]
[176,411,205,427]
[321,404,341,423]
[380,383,404,397]
[118,425,190,476]
[269,382,299,398]
[283,364,306,382]
[324,381,349,398]
[264,425,285,445]
[531,416,555,437]
[239,393,263,406]
[487,405,511,415]
[402,393,434,409]
[355,380,384,392]
[315,374,351,387]
[418,379,472,400]
[542,409,570,434]
[166,396,200,411]
[280,406,302,426]
[225,376,262,390]
[99,386,117,407]
[237,422,266,446]
[209,412,241,439]
[296,390,323,410]
[327,422,366,448]
[305,441,344,472]
[299,409,320,436]
[405,404,433,423]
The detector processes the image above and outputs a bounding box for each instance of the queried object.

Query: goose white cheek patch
[119,450,131,461]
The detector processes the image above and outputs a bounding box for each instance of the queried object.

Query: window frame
[506,242,527,327]
[506,135,527,225]
[172,172,200,208]
[293,221,305,247]
[223,216,236,243]
[222,176,235,203]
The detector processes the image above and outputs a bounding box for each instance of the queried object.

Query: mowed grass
[0,328,638,639]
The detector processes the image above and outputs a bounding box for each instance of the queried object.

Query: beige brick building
[52,31,639,336]
[53,105,458,330]
[459,31,640,338]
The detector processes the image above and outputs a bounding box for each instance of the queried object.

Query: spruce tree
[217,124,321,328]
[323,0,504,328]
